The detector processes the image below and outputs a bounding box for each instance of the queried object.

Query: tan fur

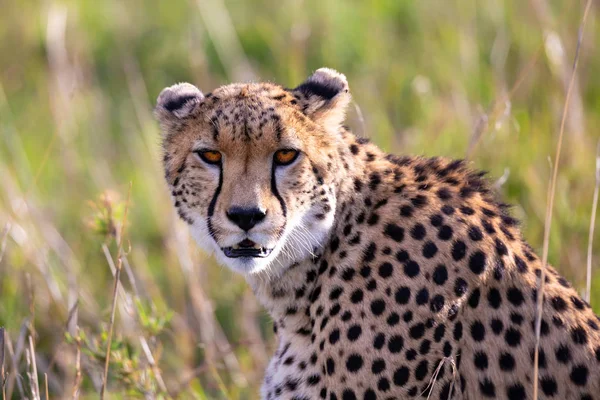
[156,69,600,399]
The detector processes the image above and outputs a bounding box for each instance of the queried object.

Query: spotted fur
[156,68,600,399]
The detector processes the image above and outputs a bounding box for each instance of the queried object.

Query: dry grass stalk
[532,1,593,398]
[4,328,23,399]
[420,356,456,400]
[1,327,5,400]
[44,373,49,400]
[466,43,544,159]
[28,336,40,400]
[71,326,82,400]
[139,336,169,396]
[99,182,133,400]
[585,139,600,302]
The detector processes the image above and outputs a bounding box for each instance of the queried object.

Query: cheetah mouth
[222,239,273,258]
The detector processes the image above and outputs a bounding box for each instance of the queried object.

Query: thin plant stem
[100,182,133,400]
[532,1,593,398]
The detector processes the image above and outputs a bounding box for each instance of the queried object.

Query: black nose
[226,207,266,231]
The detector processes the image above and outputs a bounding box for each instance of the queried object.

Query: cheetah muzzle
[156,68,600,399]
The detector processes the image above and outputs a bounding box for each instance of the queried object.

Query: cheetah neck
[246,129,373,337]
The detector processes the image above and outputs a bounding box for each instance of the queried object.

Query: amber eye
[197,150,222,165]
[274,149,299,166]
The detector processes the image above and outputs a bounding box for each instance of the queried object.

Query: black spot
[437,188,452,200]
[387,312,400,326]
[363,389,376,400]
[438,225,453,240]
[479,379,496,397]
[326,358,335,375]
[441,205,455,215]
[540,376,557,396]
[409,323,425,339]
[570,365,589,386]
[430,295,445,313]
[400,205,414,217]
[460,206,475,215]
[342,268,355,281]
[506,383,526,400]
[469,251,487,274]
[362,242,377,262]
[499,352,515,371]
[395,250,409,262]
[347,325,362,341]
[342,389,357,400]
[491,319,504,335]
[555,344,571,364]
[514,255,528,273]
[371,359,386,374]
[388,335,404,353]
[377,377,390,392]
[329,329,340,344]
[370,299,386,316]
[454,278,468,296]
[452,241,467,261]
[395,287,411,305]
[495,238,508,255]
[506,287,524,306]
[416,288,429,305]
[571,296,586,310]
[434,324,446,342]
[468,289,481,308]
[468,226,484,241]
[504,328,521,347]
[414,360,428,381]
[453,322,463,340]
[571,326,588,345]
[410,223,427,240]
[432,265,448,285]
[350,289,364,304]
[430,214,444,227]
[378,262,393,278]
[346,354,363,373]
[404,260,420,278]
[474,352,488,370]
[373,333,385,350]
[393,366,410,386]
[471,321,486,341]
[422,241,438,258]
[487,288,502,309]
[384,224,404,242]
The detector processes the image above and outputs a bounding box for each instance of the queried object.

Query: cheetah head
[155,68,351,275]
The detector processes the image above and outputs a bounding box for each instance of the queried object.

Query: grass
[0,0,599,398]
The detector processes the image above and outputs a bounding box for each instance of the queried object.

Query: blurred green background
[0,0,599,398]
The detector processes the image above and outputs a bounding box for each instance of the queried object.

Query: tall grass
[0,0,598,398]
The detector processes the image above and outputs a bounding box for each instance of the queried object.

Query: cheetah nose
[226,207,267,231]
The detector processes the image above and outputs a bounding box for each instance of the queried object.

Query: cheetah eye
[196,150,222,165]
[274,149,299,166]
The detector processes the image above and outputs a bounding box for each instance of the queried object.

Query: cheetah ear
[154,83,204,123]
[291,68,351,129]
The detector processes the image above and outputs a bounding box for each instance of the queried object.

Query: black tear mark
[207,166,223,242]
[164,95,197,112]
[271,164,287,220]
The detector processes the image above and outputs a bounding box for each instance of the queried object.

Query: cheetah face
[155,69,351,275]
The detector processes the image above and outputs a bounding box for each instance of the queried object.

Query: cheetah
[155,68,600,399]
